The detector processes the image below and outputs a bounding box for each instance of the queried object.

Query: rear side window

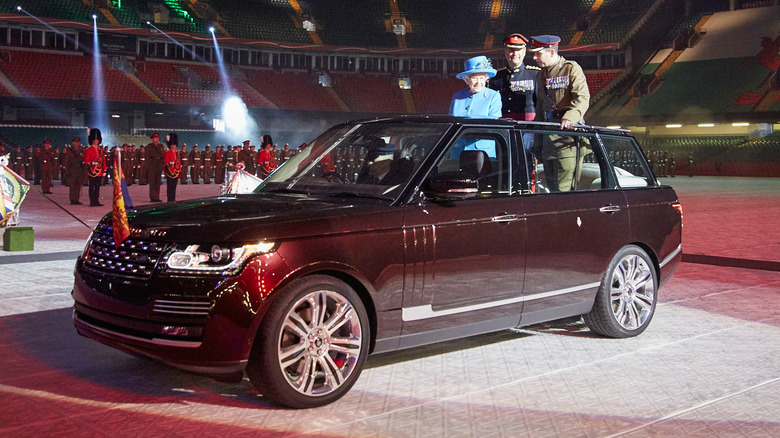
[520,131,607,193]
[600,136,655,188]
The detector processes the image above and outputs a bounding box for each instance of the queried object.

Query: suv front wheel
[246,275,370,408]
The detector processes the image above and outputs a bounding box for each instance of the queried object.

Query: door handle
[491,214,520,223]
[599,205,621,213]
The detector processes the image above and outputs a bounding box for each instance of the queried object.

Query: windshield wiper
[327,191,393,201]
[268,187,311,195]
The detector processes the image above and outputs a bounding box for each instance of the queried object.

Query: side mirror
[422,171,479,200]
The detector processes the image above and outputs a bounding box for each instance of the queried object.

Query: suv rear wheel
[584,245,657,338]
[246,275,369,408]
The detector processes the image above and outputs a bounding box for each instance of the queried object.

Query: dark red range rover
[73,116,682,408]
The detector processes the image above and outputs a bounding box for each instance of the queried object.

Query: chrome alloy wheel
[609,254,656,330]
[277,290,363,397]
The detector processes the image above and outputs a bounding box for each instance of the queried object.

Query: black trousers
[88,175,101,205]
[166,176,178,202]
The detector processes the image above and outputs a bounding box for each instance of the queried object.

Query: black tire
[584,245,658,338]
[246,275,370,408]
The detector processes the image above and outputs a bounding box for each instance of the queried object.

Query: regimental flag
[112,150,131,248]
[224,163,263,194]
[0,157,30,227]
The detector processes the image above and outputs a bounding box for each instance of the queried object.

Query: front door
[400,127,527,347]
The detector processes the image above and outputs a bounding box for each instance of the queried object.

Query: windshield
[258,122,450,200]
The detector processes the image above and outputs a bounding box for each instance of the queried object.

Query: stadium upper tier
[2,0,679,48]
[0,47,622,114]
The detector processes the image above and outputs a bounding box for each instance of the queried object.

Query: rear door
[519,129,630,326]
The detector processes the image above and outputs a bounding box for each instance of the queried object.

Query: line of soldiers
[0,135,301,203]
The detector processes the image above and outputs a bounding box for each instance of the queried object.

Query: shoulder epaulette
[525,65,541,70]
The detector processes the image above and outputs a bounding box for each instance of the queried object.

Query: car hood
[121,193,400,243]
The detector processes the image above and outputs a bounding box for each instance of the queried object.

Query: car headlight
[165,241,276,275]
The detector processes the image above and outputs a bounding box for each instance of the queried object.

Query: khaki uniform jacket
[534,55,590,125]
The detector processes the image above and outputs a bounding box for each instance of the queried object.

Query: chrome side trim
[659,244,682,268]
[402,282,600,322]
[523,282,601,302]
[76,317,203,348]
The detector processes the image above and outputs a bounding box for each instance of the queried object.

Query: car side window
[430,129,511,197]
[521,131,605,193]
[600,136,654,188]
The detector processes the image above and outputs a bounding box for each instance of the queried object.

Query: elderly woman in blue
[449,56,502,119]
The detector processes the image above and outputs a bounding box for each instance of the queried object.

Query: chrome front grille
[153,299,211,317]
[83,222,168,280]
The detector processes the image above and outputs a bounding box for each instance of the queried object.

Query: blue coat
[449,88,502,119]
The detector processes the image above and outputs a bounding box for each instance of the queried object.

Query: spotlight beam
[210,30,233,95]
[92,14,107,133]
[146,21,208,64]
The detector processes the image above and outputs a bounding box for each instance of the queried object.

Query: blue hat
[456,56,497,79]
[528,35,561,51]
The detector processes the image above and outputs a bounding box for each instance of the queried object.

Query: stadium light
[209,26,215,33]
[92,14,97,19]
[16,6,21,11]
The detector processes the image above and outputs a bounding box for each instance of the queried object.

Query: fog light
[162,326,190,336]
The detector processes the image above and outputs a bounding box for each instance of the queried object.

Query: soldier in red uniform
[164,133,181,203]
[257,138,277,179]
[83,129,107,207]
[40,140,56,194]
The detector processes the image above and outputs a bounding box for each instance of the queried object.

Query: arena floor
[0,176,778,437]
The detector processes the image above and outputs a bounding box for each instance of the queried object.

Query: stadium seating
[410,75,463,114]
[332,73,405,113]
[0,50,154,102]
[300,0,395,48]
[585,70,622,95]
[243,69,341,111]
[135,60,275,108]
[207,0,309,43]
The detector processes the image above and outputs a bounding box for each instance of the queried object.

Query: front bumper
[71,253,288,377]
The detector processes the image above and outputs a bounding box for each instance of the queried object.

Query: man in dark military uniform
[24,146,33,180]
[202,144,213,184]
[40,140,55,194]
[62,136,85,204]
[137,145,147,185]
[489,33,539,121]
[190,145,201,184]
[55,143,63,182]
[180,144,190,184]
[145,133,164,202]
[13,145,23,175]
[248,144,258,176]
[126,144,136,185]
[237,140,252,173]
[214,145,225,184]
[32,144,42,185]
[530,35,590,192]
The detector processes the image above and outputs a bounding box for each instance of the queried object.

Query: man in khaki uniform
[530,35,590,192]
